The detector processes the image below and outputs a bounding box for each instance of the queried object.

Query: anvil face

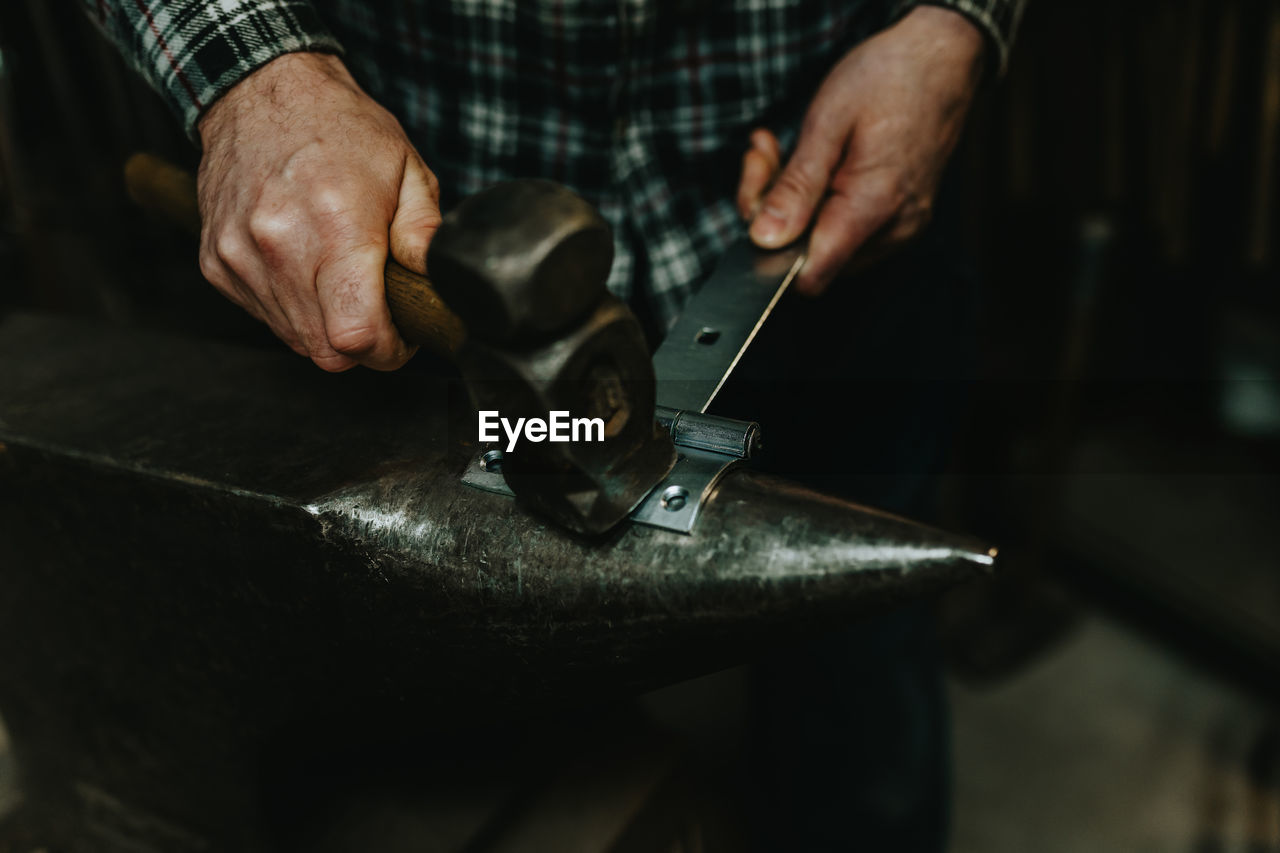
[0,313,995,701]
[0,312,994,848]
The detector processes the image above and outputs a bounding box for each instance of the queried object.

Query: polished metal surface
[463,442,742,535]
[650,239,806,413]
[654,406,760,459]
[463,446,516,494]
[0,311,994,850]
[631,408,762,533]
[627,445,744,533]
[0,312,996,708]
[463,407,762,533]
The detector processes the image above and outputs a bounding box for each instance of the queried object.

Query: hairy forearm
[890,0,1028,75]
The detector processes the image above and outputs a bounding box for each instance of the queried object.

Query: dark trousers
[709,203,979,851]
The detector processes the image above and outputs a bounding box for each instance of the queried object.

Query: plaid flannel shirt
[85,0,1024,328]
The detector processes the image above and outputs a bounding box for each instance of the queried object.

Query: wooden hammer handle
[123,153,466,358]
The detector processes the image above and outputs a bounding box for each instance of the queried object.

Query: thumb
[748,121,844,249]
[389,155,442,275]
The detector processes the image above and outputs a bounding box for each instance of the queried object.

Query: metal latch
[461,407,761,534]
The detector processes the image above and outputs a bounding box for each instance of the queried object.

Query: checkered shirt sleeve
[80,0,342,139]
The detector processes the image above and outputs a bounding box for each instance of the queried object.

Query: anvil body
[0,313,992,850]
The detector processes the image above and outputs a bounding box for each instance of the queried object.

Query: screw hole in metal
[660,485,689,512]
[694,327,720,345]
[480,449,504,473]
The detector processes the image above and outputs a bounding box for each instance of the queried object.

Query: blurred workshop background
[1,0,1279,851]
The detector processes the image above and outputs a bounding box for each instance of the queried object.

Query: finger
[389,155,442,275]
[316,241,416,371]
[749,118,844,249]
[737,150,775,221]
[276,273,358,371]
[830,204,933,282]
[248,270,313,358]
[238,201,366,369]
[736,128,782,220]
[795,184,898,297]
[200,237,285,333]
[832,221,907,280]
[248,265,351,366]
[267,256,361,372]
[207,226,316,359]
[223,270,276,331]
[751,127,782,165]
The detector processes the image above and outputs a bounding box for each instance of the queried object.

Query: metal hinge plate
[461,409,759,534]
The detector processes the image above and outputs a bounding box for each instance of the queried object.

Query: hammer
[124,153,675,536]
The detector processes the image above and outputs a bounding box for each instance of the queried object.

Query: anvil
[0,312,993,849]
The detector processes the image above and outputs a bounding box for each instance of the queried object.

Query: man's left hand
[736,6,985,296]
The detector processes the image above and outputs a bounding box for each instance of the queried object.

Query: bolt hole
[480,449,504,473]
[660,485,689,512]
[695,327,720,345]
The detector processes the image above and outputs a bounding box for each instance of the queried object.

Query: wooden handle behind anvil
[123,153,466,358]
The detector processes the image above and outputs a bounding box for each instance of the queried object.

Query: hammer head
[428,179,615,347]
[429,180,676,535]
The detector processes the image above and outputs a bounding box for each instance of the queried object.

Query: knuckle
[808,230,850,266]
[246,209,293,251]
[198,250,226,287]
[772,170,809,198]
[888,176,918,209]
[771,167,821,205]
[326,238,388,272]
[293,320,329,353]
[310,185,352,222]
[326,320,386,357]
[392,230,426,257]
[860,187,903,219]
[392,233,429,269]
[861,174,901,207]
[422,166,441,199]
[835,166,903,212]
[213,232,251,272]
[878,185,903,208]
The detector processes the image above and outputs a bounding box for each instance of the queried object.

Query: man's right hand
[196,52,440,372]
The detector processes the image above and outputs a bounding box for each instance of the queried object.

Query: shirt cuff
[889,0,1027,77]
[116,1,343,142]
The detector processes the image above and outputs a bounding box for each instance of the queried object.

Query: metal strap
[461,410,761,534]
